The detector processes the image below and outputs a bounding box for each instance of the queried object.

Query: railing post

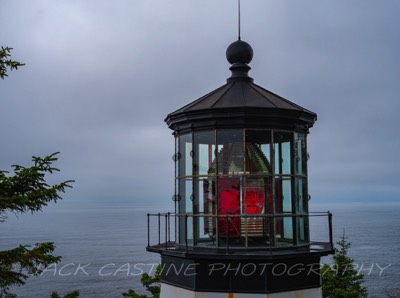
[147,213,150,247]
[185,214,188,252]
[268,216,272,254]
[158,213,161,245]
[175,212,177,244]
[215,214,219,248]
[167,212,171,243]
[165,214,168,249]
[244,214,247,248]
[328,211,333,248]
[226,216,229,253]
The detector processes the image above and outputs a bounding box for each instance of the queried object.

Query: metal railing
[147,212,333,253]
[147,212,172,250]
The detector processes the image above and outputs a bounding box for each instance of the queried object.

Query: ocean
[1,201,399,298]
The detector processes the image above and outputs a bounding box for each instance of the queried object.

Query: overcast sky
[1,0,399,208]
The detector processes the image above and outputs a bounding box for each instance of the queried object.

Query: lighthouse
[146,38,334,298]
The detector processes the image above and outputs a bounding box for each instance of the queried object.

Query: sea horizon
[1,200,399,297]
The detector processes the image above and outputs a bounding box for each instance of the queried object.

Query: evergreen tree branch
[0,243,61,297]
[0,153,74,297]
[0,47,25,79]
[0,152,74,221]
[122,265,161,298]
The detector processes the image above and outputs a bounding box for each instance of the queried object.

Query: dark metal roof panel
[212,81,246,107]
[250,83,312,112]
[168,81,315,115]
[170,84,232,114]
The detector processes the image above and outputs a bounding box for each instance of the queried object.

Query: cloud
[1,0,399,206]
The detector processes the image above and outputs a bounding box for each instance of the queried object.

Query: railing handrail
[148,212,328,218]
[148,212,331,217]
[146,211,334,252]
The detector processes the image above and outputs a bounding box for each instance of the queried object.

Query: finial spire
[238,0,241,40]
[226,39,254,83]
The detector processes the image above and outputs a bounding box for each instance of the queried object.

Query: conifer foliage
[51,290,80,298]
[0,47,24,79]
[0,45,78,298]
[321,233,368,298]
[0,153,74,297]
[122,265,161,298]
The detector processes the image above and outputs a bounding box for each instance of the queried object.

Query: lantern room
[147,39,333,298]
[165,40,316,251]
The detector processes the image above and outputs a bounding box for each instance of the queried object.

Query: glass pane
[178,178,193,245]
[178,178,193,213]
[174,178,179,211]
[274,131,293,175]
[283,217,293,239]
[275,177,292,213]
[243,177,272,247]
[218,177,242,239]
[294,133,307,176]
[245,130,272,174]
[217,130,244,175]
[295,177,309,245]
[185,179,193,213]
[283,177,293,240]
[179,133,192,177]
[295,178,308,214]
[194,178,216,247]
[275,177,294,245]
[274,216,294,246]
[297,217,309,244]
[174,136,178,177]
[186,216,193,245]
[245,178,270,215]
[194,131,216,176]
